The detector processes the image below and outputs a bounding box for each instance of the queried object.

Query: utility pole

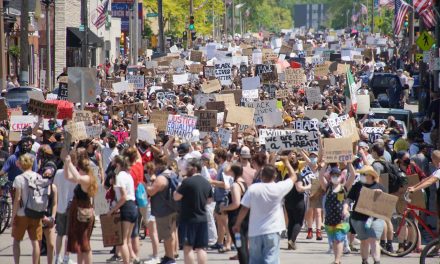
[129,3,134,64]
[81,0,88,67]
[371,0,374,33]
[158,0,165,53]
[0,0,6,91]
[224,0,228,38]
[133,0,139,64]
[43,0,53,91]
[408,0,414,63]
[435,0,440,93]
[19,0,29,83]
[231,0,235,37]
[188,0,193,49]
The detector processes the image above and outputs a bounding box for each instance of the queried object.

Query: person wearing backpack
[12,154,46,264]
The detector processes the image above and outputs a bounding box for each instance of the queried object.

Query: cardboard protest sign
[67,68,97,103]
[306,87,322,105]
[218,128,232,148]
[361,127,385,143]
[242,76,261,90]
[172,74,189,85]
[242,48,253,56]
[27,99,58,118]
[215,61,232,85]
[226,106,255,126]
[190,51,203,62]
[340,117,360,142]
[165,115,198,140]
[112,82,133,93]
[262,49,278,63]
[10,115,38,132]
[194,94,215,108]
[323,137,353,163]
[86,125,102,138]
[137,124,156,145]
[73,110,93,124]
[356,94,371,114]
[194,110,217,132]
[245,100,278,126]
[189,64,204,74]
[327,114,349,137]
[100,214,123,247]
[265,131,319,152]
[201,79,221,94]
[100,79,114,90]
[279,44,293,54]
[149,111,169,131]
[203,66,216,80]
[284,68,306,86]
[126,75,145,90]
[314,62,330,77]
[215,94,236,108]
[111,103,145,116]
[206,101,226,112]
[275,89,289,98]
[304,110,327,120]
[355,188,398,220]
[255,64,277,82]
[64,122,88,141]
[220,90,242,106]
[293,119,319,132]
[402,175,425,209]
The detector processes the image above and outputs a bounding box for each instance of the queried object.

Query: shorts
[120,201,138,223]
[55,212,69,236]
[309,195,323,209]
[180,221,208,249]
[325,222,350,243]
[131,211,141,238]
[12,216,42,241]
[156,213,177,241]
[350,218,385,241]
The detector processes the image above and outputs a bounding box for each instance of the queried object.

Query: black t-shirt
[0,150,9,169]
[284,176,305,209]
[177,174,213,223]
[348,181,385,221]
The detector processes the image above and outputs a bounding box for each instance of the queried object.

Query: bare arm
[295,181,311,193]
[408,175,438,193]
[299,149,311,164]
[281,156,297,183]
[318,164,328,191]
[50,185,58,219]
[12,187,21,220]
[146,175,167,196]
[221,182,241,212]
[345,163,356,191]
[231,206,250,233]
[109,186,127,214]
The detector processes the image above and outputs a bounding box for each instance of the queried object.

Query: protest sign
[93,185,107,217]
[194,94,215,108]
[323,137,353,162]
[206,101,226,112]
[190,51,203,62]
[221,90,243,106]
[304,110,327,120]
[86,125,102,139]
[314,62,330,77]
[355,188,398,220]
[293,119,319,132]
[252,51,263,65]
[262,49,278,63]
[275,89,289,98]
[149,111,169,131]
[217,112,225,125]
[144,61,158,69]
[258,129,295,144]
[218,128,232,148]
[10,115,38,132]
[361,127,385,143]
[57,81,68,100]
[340,118,360,142]
[356,94,371,114]
[100,79,114,90]
[67,68,97,103]
[327,114,349,137]
[100,214,123,247]
[0,99,7,121]
[245,100,278,126]
[194,110,217,132]
[138,124,156,145]
[404,175,425,209]
[242,48,253,56]
[255,64,277,82]
[242,76,261,90]
[242,89,259,99]
[226,106,255,126]
[165,115,198,140]
[27,99,58,118]
[203,66,216,80]
[172,74,189,85]
[215,61,232,85]
[284,68,306,85]
[64,122,88,141]
[126,75,145,90]
[215,94,236,108]
[201,79,221,93]
[189,64,204,74]
[111,103,145,116]
[306,87,322,105]
[265,131,319,152]
[73,110,93,124]
[112,82,133,93]
[279,44,293,54]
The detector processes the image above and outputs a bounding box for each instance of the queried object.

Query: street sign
[374,16,384,27]
[79,25,85,32]
[416,31,435,51]
[146,13,158,18]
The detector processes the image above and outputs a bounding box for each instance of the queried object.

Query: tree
[19,0,29,81]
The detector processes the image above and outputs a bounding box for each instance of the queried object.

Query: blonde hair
[19,153,34,171]
[77,157,98,197]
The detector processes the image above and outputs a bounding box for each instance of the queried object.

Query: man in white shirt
[100,135,119,171]
[232,156,296,264]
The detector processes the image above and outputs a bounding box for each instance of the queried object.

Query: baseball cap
[177,143,190,155]
[240,146,252,159]
[358,141,369,148]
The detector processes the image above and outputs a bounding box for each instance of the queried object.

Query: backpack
[162,170,179,211]
[23,172,51,219]
[373,160,407,194]
[135,183,148,208]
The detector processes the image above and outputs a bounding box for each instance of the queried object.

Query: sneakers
[209,243,223,250]
[385,241,394,253]
[106,254,122,262]
[145,257,160,264]
[343,246,351,254]
[133,259,144,264]
[306,228,313,239]
[349,245,359,252]
[316,229,323,240]
[287,240,297,250]
[159,256,176,264]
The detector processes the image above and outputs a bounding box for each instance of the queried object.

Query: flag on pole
[394,0,411,35]
[379,0,395,8]
[361,4,368,15]
[92,0,110,29]
[413,0,436,29]
[345,65,358,116]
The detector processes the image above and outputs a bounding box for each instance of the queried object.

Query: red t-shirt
[139,148,153,165]
[130,161,144,189]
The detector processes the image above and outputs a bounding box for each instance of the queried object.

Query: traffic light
[191,31,196,41]
[404,14,409,27]
[189,16,195,31]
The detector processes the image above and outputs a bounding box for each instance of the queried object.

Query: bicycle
[0,178,12,234]
[380,192,438,257]
[420,237,440,264]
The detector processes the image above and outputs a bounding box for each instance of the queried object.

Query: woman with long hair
[64,149,98,264]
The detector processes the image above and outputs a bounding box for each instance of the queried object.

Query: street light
[42,0,54,91]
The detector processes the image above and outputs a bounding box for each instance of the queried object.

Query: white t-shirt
[53,169,76,214]
[115,171,136,201]
[433,168,440,180]
[12,171,39,216]
[102,147,119,171]
[241,179,293,237]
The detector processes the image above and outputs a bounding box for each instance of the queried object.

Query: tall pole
[224,0,228,38]
[45,2,52,91]
[371,0,374,33]
[189,0,193,49]
[0,0,6,91]
[133,0,139,64]
[408,0,414,63]
[129,4,134,64]
[435,0,440,93]
[231,0,235,37]
[158,0,165,53]
[81,0,88,67]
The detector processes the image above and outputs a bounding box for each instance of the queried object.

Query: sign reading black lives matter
[327,114,349,137]
[265,131,319,152]
[214,61,232,85]
[255,64,277,82]
[362,127,385,143]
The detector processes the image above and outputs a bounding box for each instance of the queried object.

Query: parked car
[369,73,403,109]
[5,87,44,111]
[357,108,413,134]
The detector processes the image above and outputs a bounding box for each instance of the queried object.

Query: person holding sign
[347,165,385,264]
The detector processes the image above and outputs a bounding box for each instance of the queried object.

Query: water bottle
[365,217,373,229]
[235,233,242,248]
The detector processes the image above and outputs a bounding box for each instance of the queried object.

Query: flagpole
[371,0,374,33]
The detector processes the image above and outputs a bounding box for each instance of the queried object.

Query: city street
[0,220,420,264]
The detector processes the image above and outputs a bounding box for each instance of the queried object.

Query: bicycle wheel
[420,238,440,264]
[380,214,418,257]
[0,200,11,234]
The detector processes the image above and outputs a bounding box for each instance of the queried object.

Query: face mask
[118,111,124,118]
[310,157,318,165]
[360,175,367,184]
[331,176,339,184]
[402,159,411,166]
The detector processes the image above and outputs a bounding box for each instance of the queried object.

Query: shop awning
[67,27,103,48]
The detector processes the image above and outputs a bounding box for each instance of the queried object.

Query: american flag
[93,0,109,29]
[380,0,395,7]
[394,0,411,35]
[414,0,436,29]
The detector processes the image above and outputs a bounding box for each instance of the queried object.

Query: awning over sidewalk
[67,27,103,48]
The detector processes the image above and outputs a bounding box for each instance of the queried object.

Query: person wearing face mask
[0,137,38,183]
[318,165,351,264]
[347,165,385,264]
[100,135,119,172]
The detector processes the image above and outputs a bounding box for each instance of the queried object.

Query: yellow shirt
[275,160,306,180]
